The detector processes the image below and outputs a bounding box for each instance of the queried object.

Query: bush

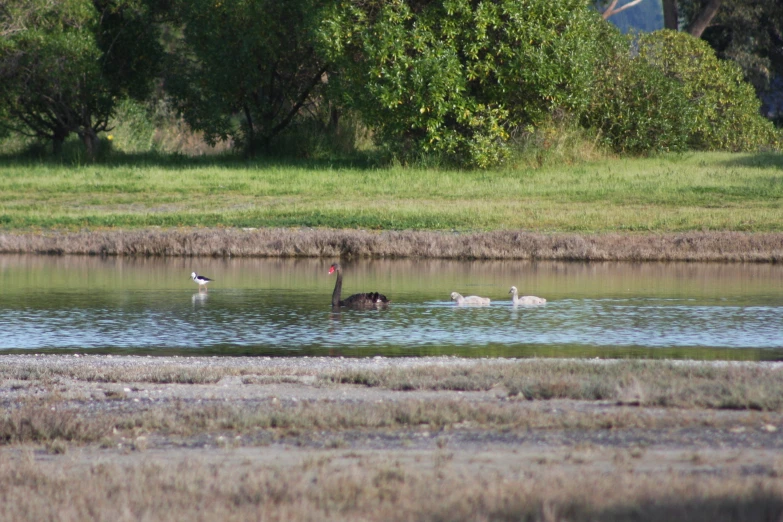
[582,28,781,154]
[583,27,694,154]
[637,30,779,152]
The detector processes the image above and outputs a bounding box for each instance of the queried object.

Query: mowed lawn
[0,152,780,232]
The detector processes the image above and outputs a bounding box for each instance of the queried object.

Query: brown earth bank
[1,228,783,261]
[1,355,783,521]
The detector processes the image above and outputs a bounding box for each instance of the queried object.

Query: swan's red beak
[328,266,336,275]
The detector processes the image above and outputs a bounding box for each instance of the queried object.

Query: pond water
[0,255,781,359]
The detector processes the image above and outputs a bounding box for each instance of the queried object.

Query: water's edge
[1,228,782,262]
[1,354,781,369]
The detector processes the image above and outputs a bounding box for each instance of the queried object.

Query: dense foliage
[679,0,783,94]
[0,0,161,156]
[637,30,779,151]
[0,0,780,165]
[165,0,331,155]
[584,27,778,154]
[319,0,601,167]
[583,26,695,154]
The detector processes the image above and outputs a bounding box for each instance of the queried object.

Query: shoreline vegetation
[1,355,783,521]
[1,228,782,262]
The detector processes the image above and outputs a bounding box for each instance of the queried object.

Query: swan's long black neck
[331,270,343,307]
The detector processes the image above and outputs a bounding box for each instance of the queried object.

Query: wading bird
[191,272,213,292]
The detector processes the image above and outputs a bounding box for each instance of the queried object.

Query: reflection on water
[191,292,209,307]
[0,254,782,359]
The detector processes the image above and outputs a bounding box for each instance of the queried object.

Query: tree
[683,0,722,37]
[165,0,330,156]
[600,0,722,36]
[319,0,602,167]
[662,0,678,29]
[93,0,164,103]
[0,0,162,156]
[680,0,783,93]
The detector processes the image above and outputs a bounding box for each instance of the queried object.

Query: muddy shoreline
[1,228,782,261]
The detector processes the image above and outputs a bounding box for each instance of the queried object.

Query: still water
[0,255,781,359]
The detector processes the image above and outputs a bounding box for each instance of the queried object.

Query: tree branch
[602,0,646,20]
[269,65,328,139]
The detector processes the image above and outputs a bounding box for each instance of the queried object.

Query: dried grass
[328,360,783,411]
[0,362,243,384]
[3,356,783,520]
[4,357,783,412]
[0,392,773,446]
[120,398,714,436]
[0,450,781,522]
[0,402,111,444]
[1,228,782,262]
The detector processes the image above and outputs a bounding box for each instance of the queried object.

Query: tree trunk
[79,127,98,159]
[52,127,68,156]
[662,0,678,30]
[687,0,721,38]
[243,105,256,157]
[328,106,340,133]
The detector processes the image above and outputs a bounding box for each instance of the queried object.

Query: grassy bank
[0,151,781,233]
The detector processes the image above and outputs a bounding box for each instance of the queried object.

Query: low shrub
[583,28,781,155]
[108,98,156,154]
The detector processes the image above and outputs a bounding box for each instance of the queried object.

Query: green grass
[0,151,781,232]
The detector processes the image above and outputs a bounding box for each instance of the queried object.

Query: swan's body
[191,272,213,291]
[508,286,546,306]
[450,292,490,306]
[329,263,390,308]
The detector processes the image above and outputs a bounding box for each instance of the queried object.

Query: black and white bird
[191,272,213,291]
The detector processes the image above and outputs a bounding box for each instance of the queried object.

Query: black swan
[329,263,390,307]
